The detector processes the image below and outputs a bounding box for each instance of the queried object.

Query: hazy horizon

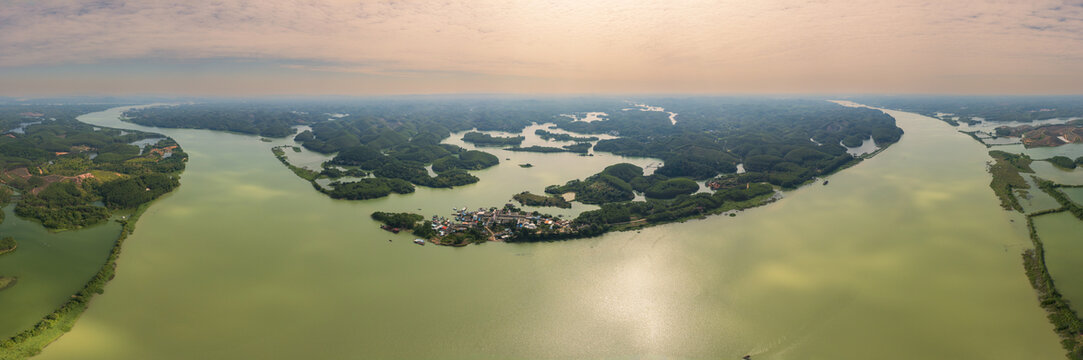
[3,0,1083,97]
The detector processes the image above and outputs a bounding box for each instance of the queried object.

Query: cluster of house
[429,206,574,239]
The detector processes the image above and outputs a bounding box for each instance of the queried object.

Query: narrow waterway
[34,104,1062,359]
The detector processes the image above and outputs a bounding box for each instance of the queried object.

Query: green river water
[8,105,1068,359]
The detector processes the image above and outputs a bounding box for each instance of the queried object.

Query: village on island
[376,205,580,246]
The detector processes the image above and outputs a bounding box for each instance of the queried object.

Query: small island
[505,143,591,154]
[513,191,571,208]
[0,236,15,256]
[0,276,16,292]
[534,129,598,142]
[1044,155,1082,170]
[373,207,596,246]
[461,131,524,146]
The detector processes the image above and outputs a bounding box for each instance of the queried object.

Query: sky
[1,0,1083,96]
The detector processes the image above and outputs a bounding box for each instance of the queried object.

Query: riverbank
[0,203,145,358]
[978,136,1083,359]
[1022,212,1083,359]
[0,189,166,359]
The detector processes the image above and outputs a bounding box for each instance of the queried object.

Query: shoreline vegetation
[933,109,1083,358]
[980,131,1083,360]
[1029,178,1083,359]
[1024,210,1083,359]
[0,199,160,359]
[0,105,188,359]
[852,98,1083,357]
[0,235,16,293]
[988,150,1034,211]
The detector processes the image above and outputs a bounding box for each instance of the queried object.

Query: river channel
[28,104,1063,359]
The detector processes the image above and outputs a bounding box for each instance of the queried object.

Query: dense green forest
[124,103,328,137]
[0,105,187,229]
[120,97,904,197]
[580,98,902,187]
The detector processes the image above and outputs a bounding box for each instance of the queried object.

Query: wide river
[31,105,1061,359]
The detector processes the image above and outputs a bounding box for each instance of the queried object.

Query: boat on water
[413,239,425,246]
[823,180,829,185]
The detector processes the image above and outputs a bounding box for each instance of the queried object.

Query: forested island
[0,104,187,358]
[513,191,571,208]
[506,144,592,154]
[461,132,524,146]
[373,175,775,245]
[0,236,14,256]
